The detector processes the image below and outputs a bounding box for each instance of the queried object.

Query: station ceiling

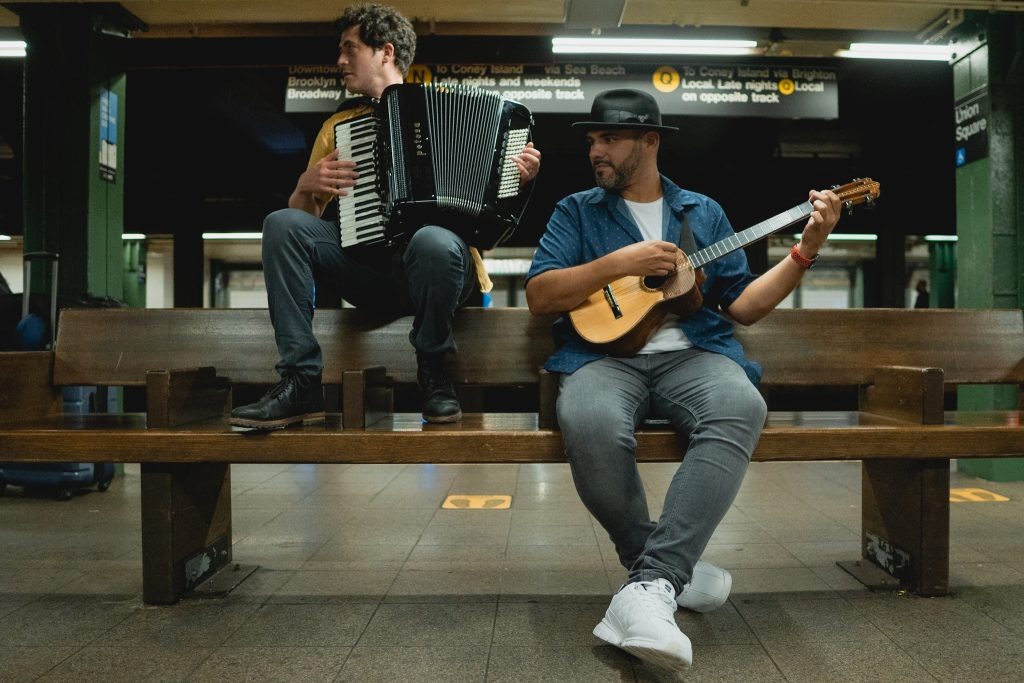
[1,1,1023,46]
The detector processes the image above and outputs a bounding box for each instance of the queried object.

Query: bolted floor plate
[184,563,260,600]
[836,560,902,592]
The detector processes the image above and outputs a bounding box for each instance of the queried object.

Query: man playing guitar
[525,88,841,673]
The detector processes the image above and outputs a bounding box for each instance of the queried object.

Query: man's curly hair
[336,4,417,75]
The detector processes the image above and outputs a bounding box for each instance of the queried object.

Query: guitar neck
[688,201,813,270]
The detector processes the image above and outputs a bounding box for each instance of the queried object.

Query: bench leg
[858,458,949,596]
[141,463,233,605]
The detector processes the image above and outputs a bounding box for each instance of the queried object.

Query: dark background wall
[0,58,22,236]
[1,35,953,253]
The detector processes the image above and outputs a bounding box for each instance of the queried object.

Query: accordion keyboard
[335,115,386,248]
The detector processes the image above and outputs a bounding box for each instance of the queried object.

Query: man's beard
[593,143,642,191]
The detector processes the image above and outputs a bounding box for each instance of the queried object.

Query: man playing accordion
[231,3,542,428]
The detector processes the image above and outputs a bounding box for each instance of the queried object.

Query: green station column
[952,13,1024,481]
[7,2,145,303]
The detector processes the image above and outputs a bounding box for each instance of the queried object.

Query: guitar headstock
[830,178,881,213]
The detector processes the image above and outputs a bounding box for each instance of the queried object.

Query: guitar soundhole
[643,275,668,290]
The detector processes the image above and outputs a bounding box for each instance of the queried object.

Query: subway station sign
[287,62,838,119]
[954,86,989,167]
[285,64,345,113]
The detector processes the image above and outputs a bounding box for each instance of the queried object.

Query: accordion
[335,83,534,250]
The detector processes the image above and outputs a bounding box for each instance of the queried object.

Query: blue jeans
[556,349,767,593]
[261,208,477,378]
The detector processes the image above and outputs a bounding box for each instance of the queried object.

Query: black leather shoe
[417,352,462,423]
[230,373,326,429]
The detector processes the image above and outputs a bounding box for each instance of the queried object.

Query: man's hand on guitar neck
[796,189,842,258]
[727,187,843,326]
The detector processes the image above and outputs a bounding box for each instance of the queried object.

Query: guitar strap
[676,209,698,254]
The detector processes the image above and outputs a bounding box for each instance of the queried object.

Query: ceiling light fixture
[791,233,878,242]
[552,37,761,56]
[201,232,263,240]
[834,42,952,61]
[0,40,26,58]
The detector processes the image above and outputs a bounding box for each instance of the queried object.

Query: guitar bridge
[603,285,623,319]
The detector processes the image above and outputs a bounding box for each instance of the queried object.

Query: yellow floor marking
[442,494,512,509]
[950,488,1010,503]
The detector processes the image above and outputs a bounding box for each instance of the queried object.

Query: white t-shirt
[622,198,692,354]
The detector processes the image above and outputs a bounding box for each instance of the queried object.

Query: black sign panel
[284,61,839,119]
[954,86,989,167]
[406,63,837,119]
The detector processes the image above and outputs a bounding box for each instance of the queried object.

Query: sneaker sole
[592,619,623,647]
[621,639,692,673]
[230,411,326,430]
[423,410,462,424]
[594,620,692,673]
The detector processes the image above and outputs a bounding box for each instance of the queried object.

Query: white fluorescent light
[835,42,952,61]
[202,232,263,240]
[792,233,878,242]
[121,233,146,240]
[0,41,26,58]
[0,234,11,241]
[924,235,958,242]
[552,37,760,56]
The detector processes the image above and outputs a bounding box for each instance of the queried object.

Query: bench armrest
[859,365,944,424]
[343,366,393,429]
[0,352,61,424]
[146,367,232,428]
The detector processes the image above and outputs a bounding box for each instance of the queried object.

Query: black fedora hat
[572,88,678,136]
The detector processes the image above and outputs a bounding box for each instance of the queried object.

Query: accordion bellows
[335,82,535,250]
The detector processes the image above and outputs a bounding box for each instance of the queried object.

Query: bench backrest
[53,308,555,386]
[736,308,1024,386]
[52,307,1024,388]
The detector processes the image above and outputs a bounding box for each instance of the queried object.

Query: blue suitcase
[0,255,118,500]
[0,462,116,501]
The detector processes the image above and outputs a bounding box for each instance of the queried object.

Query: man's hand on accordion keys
[299,148,360,198]
[514,142,542,188]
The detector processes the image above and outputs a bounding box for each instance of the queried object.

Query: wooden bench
[1,307,1023,604]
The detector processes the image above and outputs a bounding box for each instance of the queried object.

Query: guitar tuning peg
[844,200,855,215]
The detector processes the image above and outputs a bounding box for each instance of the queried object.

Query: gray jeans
[261,208,477,378]
[556,349,767,593]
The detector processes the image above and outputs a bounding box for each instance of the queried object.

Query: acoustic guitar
[568,178,881,356]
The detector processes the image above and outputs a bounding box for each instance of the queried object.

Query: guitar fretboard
[688,201,814,270]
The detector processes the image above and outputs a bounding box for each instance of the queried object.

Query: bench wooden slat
[52,307,1024,389]
[2,410,1022,463]
[52,308,557,387]
[737,308,1024,386]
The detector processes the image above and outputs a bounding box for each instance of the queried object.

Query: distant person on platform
[230,3,541,429]
[525,88,841,673]
[914,279,930,308]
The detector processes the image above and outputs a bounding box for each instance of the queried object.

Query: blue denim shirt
[526,176,762,385]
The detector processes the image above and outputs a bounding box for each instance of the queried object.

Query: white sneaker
[593,579,693,673]
[676,560,732,613]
